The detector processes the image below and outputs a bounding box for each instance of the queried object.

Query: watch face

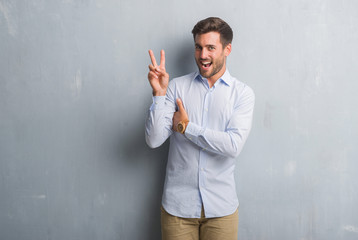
[178,122,185,133]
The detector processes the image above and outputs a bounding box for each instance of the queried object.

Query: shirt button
[205,108,208,111]
[201,168,204,171]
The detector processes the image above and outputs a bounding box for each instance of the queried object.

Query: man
[145,17,255,240]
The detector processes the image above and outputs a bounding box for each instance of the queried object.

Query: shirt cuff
[184,122,203,144]
[150,96,166,111]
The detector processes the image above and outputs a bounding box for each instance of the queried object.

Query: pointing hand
[173,98,189,133]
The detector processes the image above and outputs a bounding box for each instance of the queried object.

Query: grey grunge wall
[1,0,358,239]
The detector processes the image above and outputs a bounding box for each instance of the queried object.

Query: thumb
[176,98,185,112]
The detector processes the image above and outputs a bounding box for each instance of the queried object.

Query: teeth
[202,62,211,65]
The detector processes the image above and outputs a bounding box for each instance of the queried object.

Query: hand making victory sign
[148,50,169,96]
[147,49,189,133]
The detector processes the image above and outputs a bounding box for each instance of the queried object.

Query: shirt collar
[194,69,233,87]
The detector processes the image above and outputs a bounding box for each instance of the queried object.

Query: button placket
[198,89,212,189]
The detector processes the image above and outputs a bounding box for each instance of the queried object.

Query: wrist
[153,90,167,96]
[177,120,189,134]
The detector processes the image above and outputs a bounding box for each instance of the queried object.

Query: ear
[224,43,232,57]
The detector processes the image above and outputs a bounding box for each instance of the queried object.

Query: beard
[196,55,225,79]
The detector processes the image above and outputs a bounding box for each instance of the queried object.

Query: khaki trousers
[161,206,239,240]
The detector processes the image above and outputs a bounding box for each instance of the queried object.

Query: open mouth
[200,61,212,70]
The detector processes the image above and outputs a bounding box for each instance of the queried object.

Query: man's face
[194,32,231,81]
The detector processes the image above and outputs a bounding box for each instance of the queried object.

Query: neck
[207,65,226,88]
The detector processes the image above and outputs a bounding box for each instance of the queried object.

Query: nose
[200,48,208,59]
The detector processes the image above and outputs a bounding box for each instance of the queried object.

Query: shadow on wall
[169,39,197,78]
[120,123,169,239]
[116,42,194,239]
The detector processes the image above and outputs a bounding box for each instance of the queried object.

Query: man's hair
[191,17,233,47]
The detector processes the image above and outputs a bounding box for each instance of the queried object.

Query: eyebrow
[195,43,216,48]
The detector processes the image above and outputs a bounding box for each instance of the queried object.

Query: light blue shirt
[145,69,255,218]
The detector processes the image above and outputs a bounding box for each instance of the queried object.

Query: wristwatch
[177,121,186,134]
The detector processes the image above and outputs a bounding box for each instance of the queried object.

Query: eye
[195,45,202,50]
[208,46,215,50]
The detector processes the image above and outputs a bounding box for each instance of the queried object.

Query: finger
[148,71,158,79]
[154,67,166,75]
[172,113,178,131]
[160,49,165,67]
[150,65,167,77]
[176,98,185,112]
[148,50,158,67]
[148,64,156,71]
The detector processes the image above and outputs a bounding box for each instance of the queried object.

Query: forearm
[183,88,255,158]
[145,96,175,148]
[184,122,252,158]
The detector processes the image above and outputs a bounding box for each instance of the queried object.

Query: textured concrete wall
[1,0,358,239]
